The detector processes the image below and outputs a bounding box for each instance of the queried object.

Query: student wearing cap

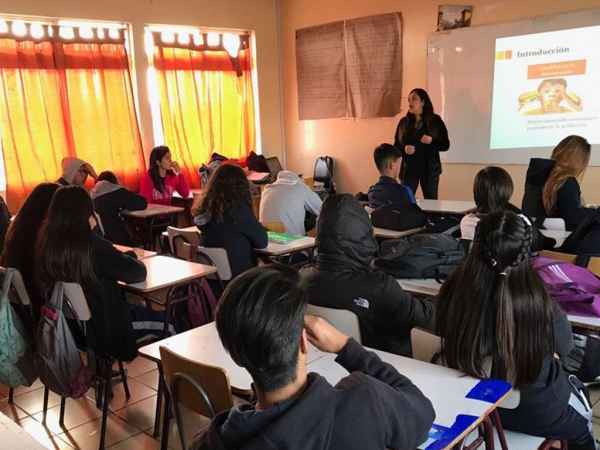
[57,157,98,186]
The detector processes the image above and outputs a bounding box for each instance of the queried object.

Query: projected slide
[490,26,600,149]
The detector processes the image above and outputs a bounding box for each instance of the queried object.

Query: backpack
[246,151,270,173]
[313,156,335,200]
[371,204,427,231]
[34,282,91,398]
[373,234,466,279]
[532,257,600,317]
[0,269,37,388]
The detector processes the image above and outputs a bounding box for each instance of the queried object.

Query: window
[146,26,258,187]
[0,18,144,210]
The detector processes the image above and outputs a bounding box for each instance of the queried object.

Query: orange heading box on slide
[527,59,587,79]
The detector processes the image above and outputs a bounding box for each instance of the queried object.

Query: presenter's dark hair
[398,88,438,141]
[473,167,514,214]
[215,265,308,392]
[436,211,554,390]
[374,143,402,172]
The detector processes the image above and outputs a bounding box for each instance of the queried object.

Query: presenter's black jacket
[191,338,435,450]
[522,158,594,231]
[394,114,449,180]
[299,194,436,357]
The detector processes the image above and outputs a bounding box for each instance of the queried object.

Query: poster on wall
[296,22,346,120]
[437,5,473,31]
[296,12,402,120]
[345,13,403,118]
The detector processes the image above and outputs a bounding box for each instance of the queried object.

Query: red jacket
[139,170,190,205]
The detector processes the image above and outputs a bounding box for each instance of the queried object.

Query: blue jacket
[368,176,416,208]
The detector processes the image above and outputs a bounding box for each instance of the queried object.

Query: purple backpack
[533,257,600,317]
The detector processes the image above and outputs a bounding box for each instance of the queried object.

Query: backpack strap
[0,268,14,309]
[575,254,591,268]
[49,282,65,311]
[534,217,546,230]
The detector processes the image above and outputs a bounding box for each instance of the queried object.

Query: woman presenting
[394,88,449,199]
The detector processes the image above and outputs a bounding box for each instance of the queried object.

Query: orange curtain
[153,44,256,188]
[0,38,144,211]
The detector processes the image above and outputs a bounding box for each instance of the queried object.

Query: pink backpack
[533,257,600,318]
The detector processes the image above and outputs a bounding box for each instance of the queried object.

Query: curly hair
[191,164,252,223]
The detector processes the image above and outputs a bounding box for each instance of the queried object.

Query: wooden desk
[114,245,157,260]
[255,236,316,257]
[123,204,184,218]
[397,278,442,297]
[309,351,511,450]
[0,411,47,449]
[417,200,476,215]
[373,226,424,240]
[568,314,600,332]
[540,229,571,248]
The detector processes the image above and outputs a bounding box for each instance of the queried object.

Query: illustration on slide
[518,78,582,116]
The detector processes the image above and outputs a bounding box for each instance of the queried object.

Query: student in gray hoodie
[192,264,435,450]
[91,171,147,246]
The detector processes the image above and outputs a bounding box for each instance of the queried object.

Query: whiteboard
[427,8,600,165]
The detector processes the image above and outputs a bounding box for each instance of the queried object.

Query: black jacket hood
[525,158,555,186]
[315,194,378,271]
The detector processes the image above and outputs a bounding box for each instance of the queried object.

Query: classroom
[1,0,600,449]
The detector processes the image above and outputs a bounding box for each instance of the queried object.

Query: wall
[280,0,600,204]
[0,0,283,163]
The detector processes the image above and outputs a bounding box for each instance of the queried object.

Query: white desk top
[397,278,442,297]
[255,236,316,257]
[123,203,184,218]
[540,229,571,248]
[0,411,47,449]
[568,314,600,332]
[416,199,476,215]
[138,322,328,390]
[310,350,510,450]
[173,188,202,200]
[122,255,217,293]
[114,245,157,260]
[373,226,424,239]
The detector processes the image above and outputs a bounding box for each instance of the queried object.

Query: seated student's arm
[555,178,594,230]
[93,235,147,284]
[384,277,437,331]
[550,301,574,357]
[119,189,147,212]
[173,172,190,199]
[236,201,268,249]
[306,316,435,449]
[430,116,450,152]
[139,173,154,204]
[303,188,323,216]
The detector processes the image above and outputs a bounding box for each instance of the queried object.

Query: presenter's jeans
[403,173,439,200]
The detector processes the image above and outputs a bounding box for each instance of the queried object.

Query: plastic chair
[183,243,232,288]
[261,221,285,233]
[167,226,200,257]
[540,218,567,231]
[306,304,362,343]
[410,328,442,364]
[160,345,234,450]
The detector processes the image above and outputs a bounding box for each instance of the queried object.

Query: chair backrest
[364,205,375,216]
[306,304,362,343]
[0,266,31,306]
[539,250,577,264]
[184,243,233,281]
[410,328,442,363]
[63,283,91,321]
[540,218,566,231]
[252,196,261,220]
[160,345,233,417]
[261,222,285,233]
[167,226,200,258]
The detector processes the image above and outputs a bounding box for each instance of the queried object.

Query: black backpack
[373,234,466,280]
[371,204,427,231]
[246,151,270,173]
[313,156,335,200]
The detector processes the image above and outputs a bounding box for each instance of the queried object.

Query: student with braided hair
[437,210,598,450]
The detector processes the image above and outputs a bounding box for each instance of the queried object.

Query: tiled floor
[3,366,600,449]
[0,356,210,449]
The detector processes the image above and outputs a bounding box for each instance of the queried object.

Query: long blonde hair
[542,135,590,213]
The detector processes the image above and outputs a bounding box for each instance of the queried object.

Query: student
[522,135,593,231]
[91,171,147,246]
[192,265,435,450]
[192,164,267,278]
[36,186,173,361]
[461,166,555,251]
[394,88,450,199]
[259,171,322,236]
[57,157,98,186]
[1,183,59,319]
[300,194,436,356]
[140,145,189,205]
[368,143,416,208]
[437,211,597,450]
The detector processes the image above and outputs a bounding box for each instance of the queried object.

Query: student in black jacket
[91,171,147,246]
[394,88,449,199]
[36,186,172,361]
[368,143,416,208]
[437,211,596,449]
[300,194,436,356]
[192,265,435,450]
[192,164,267,278]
